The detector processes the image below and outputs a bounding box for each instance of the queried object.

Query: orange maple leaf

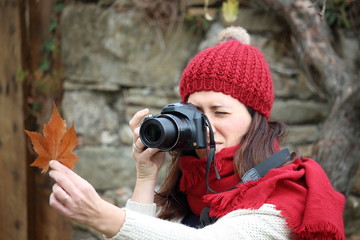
[25,103,78,173]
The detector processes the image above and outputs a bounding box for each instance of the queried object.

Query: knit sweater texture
[107,200,290,240]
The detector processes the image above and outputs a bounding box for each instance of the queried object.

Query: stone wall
[60,3,360,239]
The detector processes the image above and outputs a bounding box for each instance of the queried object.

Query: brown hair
[154,112,288,220]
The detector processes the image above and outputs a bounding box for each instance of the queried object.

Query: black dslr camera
[139,102,207,151]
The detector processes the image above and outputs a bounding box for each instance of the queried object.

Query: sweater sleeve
[124,199,157,217]
[107,203,290,240]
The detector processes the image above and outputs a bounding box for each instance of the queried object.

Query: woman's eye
[216,112,229,115]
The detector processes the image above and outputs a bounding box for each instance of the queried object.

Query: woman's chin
[195,144,224,158]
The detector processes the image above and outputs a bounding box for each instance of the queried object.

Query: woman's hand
[129,108,166,204]
[49,160,124,238]
[129,108,166,181]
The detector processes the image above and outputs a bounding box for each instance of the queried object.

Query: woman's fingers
[49,160,87,197]
[49,191,72,215]
[133,136,146,153]
[48,165,78,217]
[129,108,149,131]
[52,183,70,204]
[130,108,149,152]
[49,160,103,225]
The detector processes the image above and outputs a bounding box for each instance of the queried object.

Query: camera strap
[199,148,291,228]
[202,114,221,194]
[202,113,291,193]
[241,148,290,183]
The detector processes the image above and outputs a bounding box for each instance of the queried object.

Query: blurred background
[1,0,360,239]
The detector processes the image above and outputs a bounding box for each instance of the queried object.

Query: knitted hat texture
[179,26,274,119]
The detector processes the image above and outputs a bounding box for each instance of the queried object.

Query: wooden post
[0,0,28,238]
[23,0,73,239]
[0,0,73,239]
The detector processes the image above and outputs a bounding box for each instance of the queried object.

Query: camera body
[139,102,207,151]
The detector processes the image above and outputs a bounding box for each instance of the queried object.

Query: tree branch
[258,0,356,101]
[256,0,360,194]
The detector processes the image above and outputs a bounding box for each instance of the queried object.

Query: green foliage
[184,0,241,34]
[53,2,64,13]
[23,0,65,104]
[222,0,239,22]
[324,0,353,29]
[35,0,63,96]
[42,39,57,55]
[48,19,58,32]
[16,68,29,83]
[185,14,212,35]
[39,59,50,72]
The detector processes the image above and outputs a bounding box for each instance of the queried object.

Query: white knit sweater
[106,200,291,240]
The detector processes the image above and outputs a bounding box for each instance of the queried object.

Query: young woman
[49,27,345,239]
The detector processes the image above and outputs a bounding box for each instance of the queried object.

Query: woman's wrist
[131,178,157,204]
[90,200,126,238]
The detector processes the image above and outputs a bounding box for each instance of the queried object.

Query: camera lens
[139,102,208,151]
[140,117,179,150]
[144,124,161,142]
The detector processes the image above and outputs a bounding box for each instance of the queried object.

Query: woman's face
[187,91,252,159]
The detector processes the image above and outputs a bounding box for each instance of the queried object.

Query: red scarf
[179,145,240,215]
[180,148,345,239]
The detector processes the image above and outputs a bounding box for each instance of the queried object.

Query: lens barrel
[139,102,207,151]
[140,116,179,150]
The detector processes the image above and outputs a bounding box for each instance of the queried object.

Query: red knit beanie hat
[179,26,274,119]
